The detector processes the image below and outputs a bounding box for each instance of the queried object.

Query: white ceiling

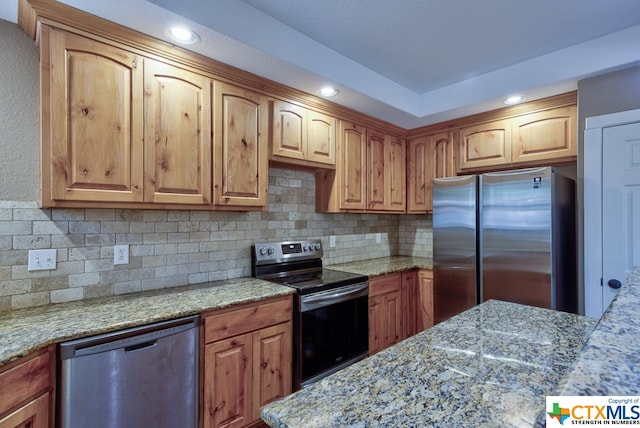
[2,0,640,128]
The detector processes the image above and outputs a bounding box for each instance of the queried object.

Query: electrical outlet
[329,235,336,247]
[28,249,57,271]
[376,233,382,244]
[114,244,129,265]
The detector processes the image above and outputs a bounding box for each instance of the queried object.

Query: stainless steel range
[252,239,369,390]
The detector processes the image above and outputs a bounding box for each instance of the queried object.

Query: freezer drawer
[58,315,200,428]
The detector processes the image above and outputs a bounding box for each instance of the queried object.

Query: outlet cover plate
[28,249,57,271]
[114,245,129,265]
[376,233,382,244]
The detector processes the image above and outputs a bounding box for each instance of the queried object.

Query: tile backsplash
[0,168,432,312]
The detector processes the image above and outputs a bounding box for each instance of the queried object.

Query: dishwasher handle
[59,315,200,360]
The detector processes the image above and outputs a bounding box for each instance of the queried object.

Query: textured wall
[0,20,40,201]
[0,168,409,311]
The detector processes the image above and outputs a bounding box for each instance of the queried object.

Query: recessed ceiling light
[317,87,338,97]
[165,26,200,45]
[504,95,524,105]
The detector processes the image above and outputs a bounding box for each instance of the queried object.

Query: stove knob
[259,247,267,256]
[267,247,275,255]
[314,243,321,250]
[303,244,310,252]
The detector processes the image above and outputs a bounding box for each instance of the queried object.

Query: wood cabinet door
[204,334,253,428]
[251,323,292,421]
[433,131,457,179]
[307,110,336,165]
[459,120,512,170]
[366,130,386,210]
[511,105,577,164]
[401,271,418,339]
[387,136,406,212]
[213,82,269,208]
[144,59,212,205]
[417,270,434,331]
[45,27,143,203]
[407,136,430,213]
[339,121,367,210]
[0,393,49,428]
[369,274,403,354]
[271,100,306,161]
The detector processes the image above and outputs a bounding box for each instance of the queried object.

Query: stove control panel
[253,239,323,264]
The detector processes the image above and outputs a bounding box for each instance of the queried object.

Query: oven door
[296,281,369,388]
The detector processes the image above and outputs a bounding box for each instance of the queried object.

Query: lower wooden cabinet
[368,274,403,355]
[0,347,54,428]
[202,296,292,428]
[417,270,434,331]
[369,269,434,355]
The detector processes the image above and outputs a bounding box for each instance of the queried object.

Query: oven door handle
[300,282,368,311]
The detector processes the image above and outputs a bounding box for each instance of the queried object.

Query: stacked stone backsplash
[0,168,410,312]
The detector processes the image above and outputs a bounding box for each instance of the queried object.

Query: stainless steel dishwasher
[58,315,200,428]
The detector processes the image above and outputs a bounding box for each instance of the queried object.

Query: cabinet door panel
[339,122,367,210]
[387,137,406,211]
[47,28,143,202]
[0,392,49,428]
[407,137,430,213]
[367,130,386,210]
[204,335,252,428]
[433,131,456,179]
[459,120,511,170]
[512,106,576,164]
[252,323,292,421]
[417,270,434,331]
[307,111,336,165]
[214,82,268,208]
[144,60,211,204]
[272,100,305,161]
[401,271,418,339]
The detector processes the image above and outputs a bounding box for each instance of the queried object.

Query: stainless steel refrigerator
[432,166,577,324]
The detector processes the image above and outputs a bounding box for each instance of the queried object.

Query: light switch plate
[114,244,129,265]
[376,233,382,244]
[28,249,57,271]
[329,236,336,247]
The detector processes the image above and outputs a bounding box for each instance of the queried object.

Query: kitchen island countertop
[263,266,640,427]
[262,299,596,428]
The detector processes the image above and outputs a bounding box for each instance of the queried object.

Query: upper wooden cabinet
[316,121,406,213]
[270,100,336,167]
[407,131,456,213]
[459,105,577,171]
[42,26,215,209]
[511,105,576,164]
[213,82,269,209]
[367,131,406,212]
[459,119,512,170]
[144,59,212,205]
[44,26,144,205]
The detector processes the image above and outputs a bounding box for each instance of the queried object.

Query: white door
[602,123,640,310]
[584,108,640,318]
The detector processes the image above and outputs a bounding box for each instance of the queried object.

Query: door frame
[584,108,640,318]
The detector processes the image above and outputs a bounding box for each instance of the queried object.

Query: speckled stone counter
[0,277,293,365]
[534,266,640,426]
[328,256,432,278]
[262,299,596,428]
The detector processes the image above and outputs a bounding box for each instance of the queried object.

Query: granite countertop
[328,256,432,278]
[0,277,293,365]
[262,299,597,428]
[0,255,425,366]
[532,267,640,426]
